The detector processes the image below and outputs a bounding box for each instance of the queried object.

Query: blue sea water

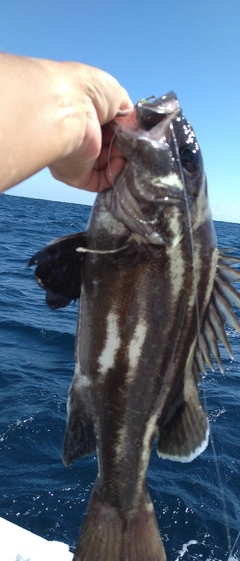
[0,193,240,560]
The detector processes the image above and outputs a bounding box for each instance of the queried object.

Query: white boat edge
[0,516,73,561]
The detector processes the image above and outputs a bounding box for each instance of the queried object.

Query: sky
[1,0,240,222]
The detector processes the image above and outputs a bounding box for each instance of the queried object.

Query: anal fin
[157,387,209,462]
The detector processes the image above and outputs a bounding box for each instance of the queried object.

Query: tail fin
[73,496,166,561]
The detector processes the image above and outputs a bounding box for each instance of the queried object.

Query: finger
[82,155,126,192]
[96,143,124,170]
[101,123,113,145]
[119,87,134,111]
[106,156,126,188]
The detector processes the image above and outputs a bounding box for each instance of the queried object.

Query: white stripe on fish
[98,311,121,375]
[151,173,183,190]
[128,319,148,373]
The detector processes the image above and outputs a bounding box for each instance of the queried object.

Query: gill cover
[111,92,205,246]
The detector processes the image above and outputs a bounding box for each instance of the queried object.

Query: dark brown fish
[29,92,240,561]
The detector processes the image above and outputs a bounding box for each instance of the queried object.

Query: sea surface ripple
[0,194,240,560]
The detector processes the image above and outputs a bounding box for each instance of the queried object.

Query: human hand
[49,63,133,192]
[0,55,132,193]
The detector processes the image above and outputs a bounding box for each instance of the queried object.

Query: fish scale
[29,91,240,561]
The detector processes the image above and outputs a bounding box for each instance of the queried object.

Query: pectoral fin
[62,409,96,466]
[29,232,87,309]
[157,384,209,462]
[62,378,96,466]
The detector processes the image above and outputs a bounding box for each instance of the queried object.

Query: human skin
[0,53,133,193]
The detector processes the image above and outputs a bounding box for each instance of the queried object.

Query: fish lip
[116,108,135,117]
[113,108,179,137]
[116,93,179,119]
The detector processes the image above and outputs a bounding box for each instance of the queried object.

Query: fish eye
[180,146,201,172]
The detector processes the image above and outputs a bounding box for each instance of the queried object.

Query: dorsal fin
[157,249,240,463]
[196,249,240,373]
[29,232,87,309]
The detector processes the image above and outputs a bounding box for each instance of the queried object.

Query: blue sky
[1,0,240,221]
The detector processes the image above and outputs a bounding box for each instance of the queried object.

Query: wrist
[0,54,89,190]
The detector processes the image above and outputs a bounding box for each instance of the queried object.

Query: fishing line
[107,126,118,185]
[76,244,129,254]
[106,118,134,219]
[106,110,132,188]
[171,122,234,560]
[229,530,240,559]
[170,122,201,340]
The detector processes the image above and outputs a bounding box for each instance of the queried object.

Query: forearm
[0,54,86,192]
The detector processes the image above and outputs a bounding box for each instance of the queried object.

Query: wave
[1,195,240,561]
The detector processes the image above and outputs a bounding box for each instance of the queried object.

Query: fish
[29,91,240,561]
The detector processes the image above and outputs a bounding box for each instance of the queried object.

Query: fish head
[111,92,209,247]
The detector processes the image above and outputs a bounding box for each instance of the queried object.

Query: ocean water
[0,193,240,561]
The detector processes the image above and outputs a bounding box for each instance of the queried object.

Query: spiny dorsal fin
[157,383,209,462]
[29,232,87,309]
[196,249,240,374]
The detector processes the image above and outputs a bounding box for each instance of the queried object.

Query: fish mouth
[136,92,180,131]
[116,92,179,122]
[114,92,180,141]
